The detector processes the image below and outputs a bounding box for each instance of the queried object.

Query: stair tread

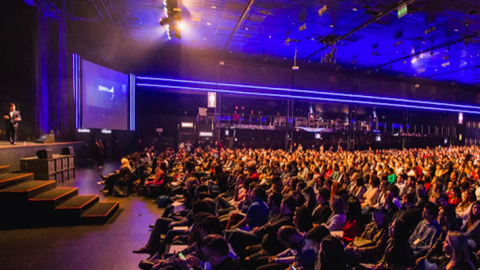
[82,202,119,217]
[1,180,55,192]
[0,173,32,183]
[30,188,77,200]
[56,195,98,209]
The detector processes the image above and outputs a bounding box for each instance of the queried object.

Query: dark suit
[5,110,20,143]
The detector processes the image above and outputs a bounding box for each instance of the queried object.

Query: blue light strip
[137,83,480,115]
[129,74,136,131]
[136,76,480,111]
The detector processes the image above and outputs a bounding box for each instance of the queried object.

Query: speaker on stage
[35,133,55,144]
[37,149,53,159]
[62,147,74,155]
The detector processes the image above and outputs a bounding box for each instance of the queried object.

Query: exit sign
[398,4,407,18]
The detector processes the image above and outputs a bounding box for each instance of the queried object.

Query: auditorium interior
[3,0,480,270]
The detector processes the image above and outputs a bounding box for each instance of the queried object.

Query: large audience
[100,143,480,270]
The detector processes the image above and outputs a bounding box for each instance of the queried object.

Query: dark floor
[0,162,164,270]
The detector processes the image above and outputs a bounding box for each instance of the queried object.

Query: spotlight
[159,0,182,39]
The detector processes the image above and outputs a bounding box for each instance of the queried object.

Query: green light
[398,5,408,18]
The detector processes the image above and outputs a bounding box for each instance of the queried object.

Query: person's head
[196,215,224,239]
[294,206,313,232]
[252,186,267,202]
[346,196,362,222]
[121,158,129,168]
[302,186,316,202]
[406,176,415,187]
[318,236,347,270]
[281,195,297,215]
[272,177,283,193]
[372,206,387,227]
[463,189,476,203]
[306,225,330,246]
[268,192,283,209]
[437,205,457,228]
[370,176,380,188]
[192,199,216,216]
[467,201,480,228]
[416,184,426,198]
[277,225,303,250]
[296,180,307,194]
[9,103,15,111]
[423,202,439,222]
[316,187,330,204]
[200,235,230,266]
[442,231,474,268]
[330,195,346,215]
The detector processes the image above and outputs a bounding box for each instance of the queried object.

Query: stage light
[136,77,480,111]
[177,21,185,31]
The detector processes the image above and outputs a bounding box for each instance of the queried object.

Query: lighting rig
[159,0,182,39]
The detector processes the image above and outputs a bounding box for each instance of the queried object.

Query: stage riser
[0,142,86,172]
[0,174,34,189]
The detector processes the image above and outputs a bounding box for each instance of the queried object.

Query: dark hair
[253,186,267,202]
[282,195,297,212]
[346,196,363,222]
[295,206,313,232]
[306,225,330,243]
[318,187,330,202]
[199,235,229,257]
[196,215,223,236]
[297,180,307,191]
[318,236,347,270]
[460,182,470,191]
[197,184,209,193]
[424,202,439,218]
[385,219,412,266]
[387,184,400,198]
[404,192,416,204]
[270,192,283,207]
[439,205,459,230]
[467,201,480,229]
[192,200,216,216]
[277,225,298,242]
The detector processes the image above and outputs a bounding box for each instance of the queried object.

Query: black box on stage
[35,134,55,144]
[62,147,74,155]
[36,149,53,159]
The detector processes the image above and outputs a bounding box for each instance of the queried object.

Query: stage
[0,141,87,172]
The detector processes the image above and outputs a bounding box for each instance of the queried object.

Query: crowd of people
[100,143,480,270]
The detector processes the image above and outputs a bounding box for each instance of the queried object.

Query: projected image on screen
[82,60,128,130]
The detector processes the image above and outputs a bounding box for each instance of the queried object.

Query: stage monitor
[81,60,129,130]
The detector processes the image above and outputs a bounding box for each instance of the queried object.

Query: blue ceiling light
[136,76,480,110]
[137,83,480,114]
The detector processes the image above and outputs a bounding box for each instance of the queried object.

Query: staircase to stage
[0,165,119,229]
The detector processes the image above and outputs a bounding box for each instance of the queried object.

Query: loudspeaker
[37,149,53,159]
[35,134,55,144]
[62,147,74,155]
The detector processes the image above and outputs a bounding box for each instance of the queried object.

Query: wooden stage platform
[0,141,87,172]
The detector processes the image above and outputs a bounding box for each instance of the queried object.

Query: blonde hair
[121,158,131,170]
[445,231,474,268]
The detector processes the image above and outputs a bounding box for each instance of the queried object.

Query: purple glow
[137,83,480,115]
[136,77,480,111]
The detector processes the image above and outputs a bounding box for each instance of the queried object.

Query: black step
[82,202,119,224]
[0,173,34,189]
[0,165,10,174]
[0,180,56,198]
[30,188,78,207]
[56,195,99,211]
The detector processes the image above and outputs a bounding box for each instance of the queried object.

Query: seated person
[345,206,389,266]
[435,231,475,270]
[373,218,415,270]
[408,202,441,259]
[314,235,348,270]
[99,158,131,196]
[228,186,270,231]
[342,196,365,243]
[312,187,332,225]
[462,200,480,248]
[257,225,318,270]
[325,195,346,231]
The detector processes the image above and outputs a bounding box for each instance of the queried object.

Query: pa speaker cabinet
[62,147,74,155]
[36,149,53,159]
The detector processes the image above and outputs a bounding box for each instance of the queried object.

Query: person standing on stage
[96,139,105,169]
[4,103,21,145]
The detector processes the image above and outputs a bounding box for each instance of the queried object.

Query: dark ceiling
[56,0,480,84]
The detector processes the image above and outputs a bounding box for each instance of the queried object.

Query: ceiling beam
[224,0,255,50]
[300,0,416,63]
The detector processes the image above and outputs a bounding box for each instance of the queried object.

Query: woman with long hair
[325,195,346,231]
[314,235,348,270]
[456,189,476,227]
[462,200,480,248]
[301,186,318,213]
[342,196,365,243]
[437,231,475,270]
[294,206,313,233]
[375,218,415,269]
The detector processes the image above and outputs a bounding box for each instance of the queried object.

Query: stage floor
[0,140,85,149]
